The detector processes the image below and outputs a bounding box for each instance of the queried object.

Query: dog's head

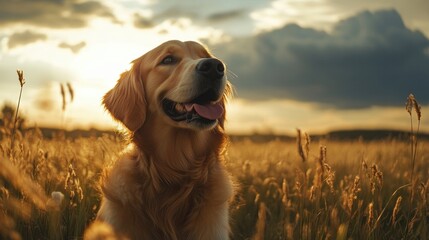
[103,40,231,132]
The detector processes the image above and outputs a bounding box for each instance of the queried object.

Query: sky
[0,0,428,135]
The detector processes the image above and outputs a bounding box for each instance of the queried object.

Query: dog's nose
[196,58,225,79]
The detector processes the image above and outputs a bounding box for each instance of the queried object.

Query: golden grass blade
[0,158,48,210]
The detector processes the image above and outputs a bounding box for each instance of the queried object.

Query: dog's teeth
[174,103,186,113]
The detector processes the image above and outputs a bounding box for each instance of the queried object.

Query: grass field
[0,79,427,240]
[1,125,428,239]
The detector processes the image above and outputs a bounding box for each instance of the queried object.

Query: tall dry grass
[1,127,428,239]
[0,127,125,240]
[0,77,427,240]
[10,70,25,151]
[227,137,428,240]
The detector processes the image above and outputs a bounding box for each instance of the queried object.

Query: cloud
[131,1,262,35]
[250,0,337,33]
[0,54,76,92]
[207,10,246,23]
[8,30,47,49]
[212,9,429,108]
[0,0,119,28]
[58,41,86,54]
[133,13,155,29]
[134,7,246,26]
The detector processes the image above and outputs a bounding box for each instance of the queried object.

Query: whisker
[227,69,238,79]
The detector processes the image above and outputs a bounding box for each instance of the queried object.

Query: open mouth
[162,91,224,126]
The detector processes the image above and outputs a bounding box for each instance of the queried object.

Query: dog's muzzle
[162,58,226,128]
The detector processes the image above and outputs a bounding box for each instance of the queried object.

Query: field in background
[228,138,428,239]
[0,128,428,240]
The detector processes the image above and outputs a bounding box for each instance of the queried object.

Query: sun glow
[251,0,339,33]
[9,18,230,130]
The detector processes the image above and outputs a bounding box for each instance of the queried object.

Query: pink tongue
[185,103,224,120]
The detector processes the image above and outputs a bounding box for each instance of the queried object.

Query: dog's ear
[103,57,146,131]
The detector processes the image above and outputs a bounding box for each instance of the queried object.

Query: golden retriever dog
[95,40,234,240]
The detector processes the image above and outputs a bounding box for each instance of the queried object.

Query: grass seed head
[296,129,306,162]
[368,202,374,227]
[392,196,402,225]
[304,132,310,156]
[64,163,83,206]
[406,93,421,120]
[60,83,66,111]
[16,69,25,87]
[66,82,74,102]
[309,185,316,201]
[281,178,291,208]
[346,176,361,213]
[370,164,383,192]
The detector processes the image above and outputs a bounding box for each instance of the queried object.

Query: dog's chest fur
[100,144,232,240]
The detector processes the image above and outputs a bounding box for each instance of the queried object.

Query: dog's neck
[131,119,227,189]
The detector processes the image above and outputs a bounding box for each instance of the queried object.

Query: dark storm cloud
[0,0,119,28]
[212,9,429,108]
[58,41,86,54]
[8,30,47,49]
[321,0,429,44]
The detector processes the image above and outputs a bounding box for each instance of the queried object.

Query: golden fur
[92,40,234,240]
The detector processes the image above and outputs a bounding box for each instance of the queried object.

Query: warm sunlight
[0,0,428,133]
[251,0,340,33]
[1,1,429,239]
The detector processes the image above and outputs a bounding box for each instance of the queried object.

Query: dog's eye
[160,55,176,65]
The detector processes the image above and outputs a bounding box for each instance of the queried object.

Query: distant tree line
[0,103,25,138]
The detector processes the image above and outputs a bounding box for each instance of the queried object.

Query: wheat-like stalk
[253,202,267,240]
[66,82,74,102]
[0,156,48,210]
[392,196,402,225]
[406,94,421,121]
[405,93,422,202]
[370,183,410,235]
[10,70,26,151]
[368,202,374,228]
[296,129,306,162]
[318,145,335,192]
[65,163,84,207]
[304,132,310,159]
[346,176,361,215]
[58,82,75,129]
[60,83,66,112]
